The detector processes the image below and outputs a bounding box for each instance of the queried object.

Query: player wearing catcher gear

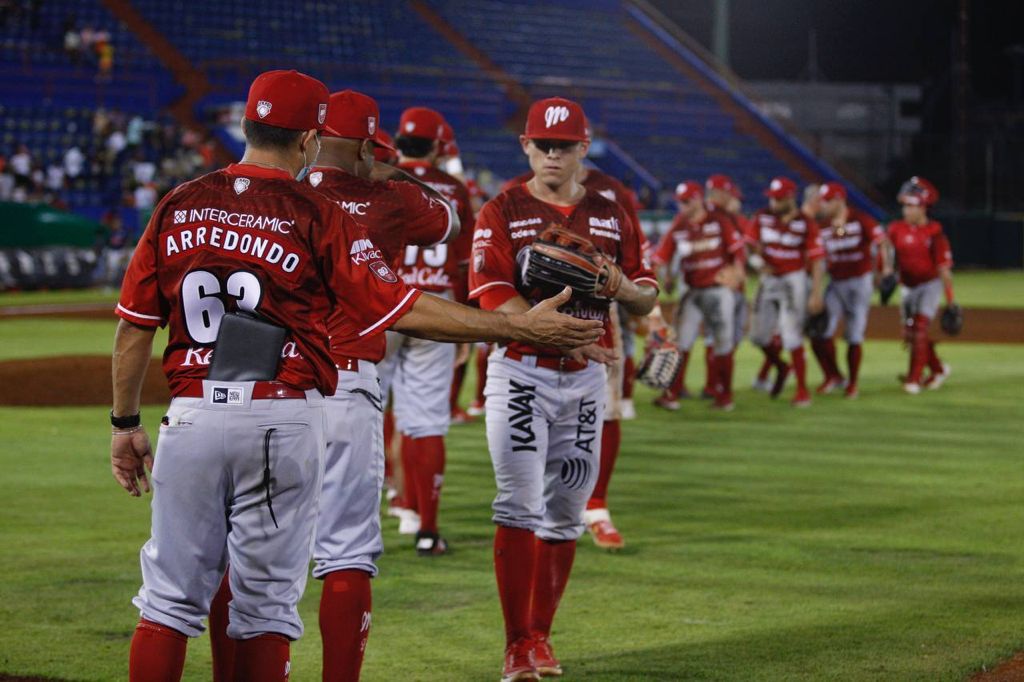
[469,97,658,681]
[750,176,826,407]
[653,181,746,410]
[886,176,955,393]
[380,106,476,556]
[811,182,889,399]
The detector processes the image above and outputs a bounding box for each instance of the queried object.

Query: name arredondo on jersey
[163,225,302,276]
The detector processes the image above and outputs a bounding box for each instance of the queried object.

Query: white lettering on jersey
[340,201,370,216]
[508,217,542,229]
[179,208,293,234]
[588,216,620,232]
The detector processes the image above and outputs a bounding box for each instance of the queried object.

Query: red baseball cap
[764,176,798,199]
[373,130,398,163]
[524,97,588,141]
[398,107,445,140]
[439,121,459,156]
[819,182,847,201]
[706,173,742,199]
[675,181,703,202]
[245,70,334,133]
[323,90,394,150]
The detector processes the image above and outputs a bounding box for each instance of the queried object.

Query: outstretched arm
[392,286,603,350]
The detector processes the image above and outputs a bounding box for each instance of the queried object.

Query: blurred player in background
[653,181,745,411]
[380,106,475,556]
[886,176,955,393]
[812,182,888,399]
[750,177,825,407]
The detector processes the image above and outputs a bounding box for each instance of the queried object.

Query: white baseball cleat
[925,364,951,390]
[398,510,421,535]
[466,401,485,417]
[902,382,922,395]
[751,377,772,393]
[620,398,637,420]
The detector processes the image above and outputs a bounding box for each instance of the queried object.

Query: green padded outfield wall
[0,202,103,248]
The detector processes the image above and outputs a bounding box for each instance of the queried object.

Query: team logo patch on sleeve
[256,100,272,119]
[369,260,398,283]
[473,249,486,273]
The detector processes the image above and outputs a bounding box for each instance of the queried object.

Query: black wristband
[110,411,141,429]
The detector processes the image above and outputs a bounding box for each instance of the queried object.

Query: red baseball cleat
[531,635,563,677]
[711,394,735,411]
[770,363,791,398]
[816,375,845,395]
[843,383,859,399]
[791,387,812,408]
[584,508,625,550]
[451,407,475,425]
[653,394,680,411]
[502,637,539,682]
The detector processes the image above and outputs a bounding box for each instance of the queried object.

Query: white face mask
[296,136,320,182]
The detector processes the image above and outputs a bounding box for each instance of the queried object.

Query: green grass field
[1,304,1023,680]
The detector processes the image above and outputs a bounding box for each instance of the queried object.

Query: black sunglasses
[532,139,579,153]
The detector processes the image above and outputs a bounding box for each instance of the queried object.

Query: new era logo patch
[234,178,250,194]
[256,100,272,119]
[212,387,244,405]
[318,103,327,125]
[367,116,376,135]
[173,210,187,224]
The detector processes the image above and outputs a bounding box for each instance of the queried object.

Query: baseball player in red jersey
[885,176,955,393]
[110,71,605,682]
[379,105,476,555]
[653,181,746,411]
[749,176,826,407]
[811,182,889,399]
[469,97,658,681]
[501,152,655,550]
[205,90,462,682]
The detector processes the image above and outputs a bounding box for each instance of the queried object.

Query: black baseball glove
[804,311,829,339]
[879,273,898,305]
[522,227,622,299]
[940,303,963,335]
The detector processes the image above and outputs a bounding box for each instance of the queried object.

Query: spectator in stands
[63,18,83,64]
[45,162,64,192]
[97,39,113,81]
[63,145,85,179]
[129,149,155,185]
[10,144,32,189]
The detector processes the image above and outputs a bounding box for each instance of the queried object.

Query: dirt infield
[972,652,1024,681]
[0,355,169,406]
[2,301,1022,343]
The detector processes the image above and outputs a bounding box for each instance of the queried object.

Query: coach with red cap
[748,176,826,406]
[110,71,605,682]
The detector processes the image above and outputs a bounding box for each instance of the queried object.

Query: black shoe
[415,531,449,557]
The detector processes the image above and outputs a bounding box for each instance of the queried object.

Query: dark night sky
[652,0,1023,102]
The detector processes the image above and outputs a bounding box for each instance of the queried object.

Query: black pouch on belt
[206,311,287,381]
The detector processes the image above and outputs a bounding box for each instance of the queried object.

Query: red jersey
[888,219,952,286]
[653,208,744,288]
[821,207,885,281]
[396,161,474,297]
[752,209,824,276]
[307,166,452,363]
[468,184,657,357]
[502,168,642,230]
[116,164,421,396]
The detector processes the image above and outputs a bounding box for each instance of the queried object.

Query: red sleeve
[454,184,475,265]
[394,181,453,247]
[116,204,166,327]
[866,216,885,244]
[319,206,422,338]
[721,213,745,255]
[652,217,680,266]
[619,205,658,290]
[468,198,517,306]
[805,218,825,260]
[932,226,953,268]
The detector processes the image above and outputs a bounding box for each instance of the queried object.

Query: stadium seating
[1,0,865,217]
